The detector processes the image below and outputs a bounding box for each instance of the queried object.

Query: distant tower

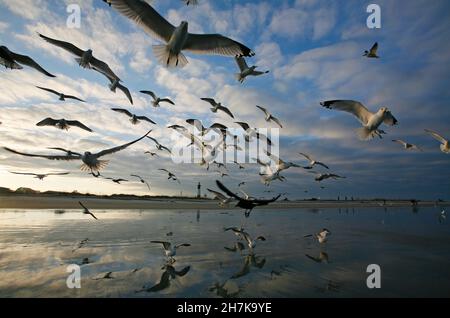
[197,182,201,198]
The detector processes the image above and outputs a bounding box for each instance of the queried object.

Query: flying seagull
[130,174,151,190]
[320,100,398,140]
[207,188,233,207]
[266,152,301,172]
[425,129,449,154]
[106,0,254,67]
[0,45,55,77]
[363,42,379,58]
[9,171,69,180]
[260,171,286,186]
[225,227,266,251]
[235,56,269,83]
[36,118,93,132]
[140,90,174,107]
[158,168,180,183]
[36,86,85,102]
[304,229,331,243]
[183,0,198,5]
[47,147,81,157]
[151,241,191,262]
[111,108,156,125]
[310,172,346,182]
[392,140,423,151]
[201,98,235,119]
[215,180,280,217]
[38,33,119,81]
[79,201,98,220]
[3,130,151,173]
[104,177,128,184]
[256,105,282,128]
[299,153,329,169]
[108,77,134,104]
[147,137,172,154]
[235,122,273,146]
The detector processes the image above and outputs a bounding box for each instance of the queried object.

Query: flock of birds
[0,0,449,292]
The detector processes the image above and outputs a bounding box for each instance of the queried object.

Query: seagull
[47,147,81,157]
[260,171,286,186]
[235,122,273,145]
[158,168,180,183]
[215,180,281,217]
[256,106,283,128]
[151,241,191,262]
[320,100,398,140]
[304,229,331,243]
[224,227,266,251]
[235,56,269,83]
[266,152,301,172]
[167,124,186,131]
[78,201,98,220]
[145,151,158,157]
[9,171,69,180]
[305,252,329,263]
[140,90,175,107]
[183,0,198,5]
[424,129,449,154]
[238,182,246,187]
[107,0,254,67]
[234,161,245,170]
[207,188,233,206]
[108,77,134,104]
[36,86,85,102]
[130,174,151,190]
[310,172,346,182]
[38,33,119,81]
[105,177,128,184]
[299,153,329,169]
[36,118,93,132]
[224,242,246,253]
[111,108,156,125]
[147,137,172,154]
[392,140,423,151]
[3,130,151,173]
[363,42,379,58]
[201,98,235,119]
[0,45,55,77]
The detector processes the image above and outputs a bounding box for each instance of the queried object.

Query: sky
[0,0,449,200]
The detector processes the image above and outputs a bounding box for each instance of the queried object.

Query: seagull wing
[111,108,133,117]
[9,172,38,176]
[159,98,175,105]
[136,116,157,124]
[217,106,235,119]
[235,122,250,131]
[425,129,447,144]
[370,42,378,55]
[66,120,93,132]
[8,51,55,77]
[184,33,254,57]
[383,110,398,126]
[90,57,120,81]
[115,81,134,105]
[253,194,282,205]
[207,188,228,201]
[393,139,407,147]
[36,86,60,96]
[320,100,373,125]
[140,90,157,100]
[215,180,243,200]
[315,161,329,169]
[200,98,217,106]
[299,152,313,162]
[94,130,152,158]
[270,116,283,128]
[38,33,84,56]
[46,172,70,176]
[256,105,270,117]
[64,95,85,102]
[151,241,171,250]
[36,118,58,127]
[108,0,175,43]
[235,55,248,72]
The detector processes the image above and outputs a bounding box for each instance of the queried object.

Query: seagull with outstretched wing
[392,140,423,152]
[79,201,98,220]
[201,98,235,119]
[36,86,85,102]
[9,171,69,180]
[256,105,282,128]
[106,0,254,67]
[112,108,156,125]
[36,118,93,132]
[299,152,329,169]
[235,56,269,83]
[424,129,449,154]
[0,45,55,77]
[140,90,174,107]
[363,42,379,58]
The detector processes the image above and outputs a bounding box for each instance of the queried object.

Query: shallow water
[0,207,449,298]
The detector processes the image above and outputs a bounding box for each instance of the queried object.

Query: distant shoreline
[0,195,446,210]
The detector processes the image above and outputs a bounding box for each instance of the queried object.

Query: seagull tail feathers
[235,73,244,83]
[74,58,92,69]
[152,45,188,68]
[356,127,376,141]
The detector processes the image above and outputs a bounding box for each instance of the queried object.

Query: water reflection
[231,254,266,279]
[140,264,191,293]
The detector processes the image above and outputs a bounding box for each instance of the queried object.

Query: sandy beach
[0,195,445,210]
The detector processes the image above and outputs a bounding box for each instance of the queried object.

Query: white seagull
[107,0,254,67]
[392,140,423,151]
[3,131,151,173]
[151,241,191,262]
[424,129,449,154]
[207,188,233,207]
[111,108,156,125]
[320,100,398,140]
[299,153,329,169]
[256,105,282,128]
[201,98,235,119]
[304,229,331,243]
[235,56,269,83]
[0,45,55,77]
[140,90,175,107]
[9,171,69,180]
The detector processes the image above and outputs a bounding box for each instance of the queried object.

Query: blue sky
[0,0,449,200]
